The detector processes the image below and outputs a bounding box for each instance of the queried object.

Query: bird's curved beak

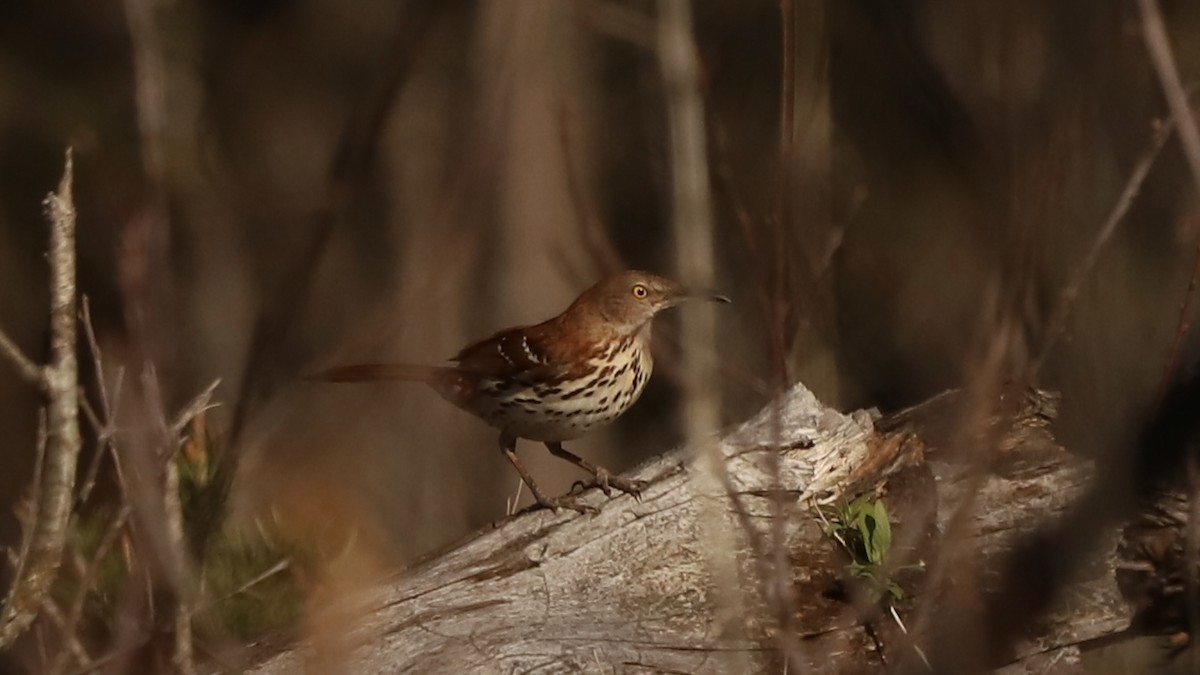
[679,288,731,305]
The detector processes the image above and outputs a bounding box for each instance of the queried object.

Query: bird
[311,270,730,514]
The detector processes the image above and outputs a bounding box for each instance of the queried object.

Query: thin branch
[579,0,655,49]
[0,148,83,649]
[1031,117,1175,373]
[228,0,437,446]
[1162,245,1200,396]
[657,3,752,672]
[768,3,801,666]
[78,296,130,504]
[557,102,625,278]
[80,295,116,422]
[169,378,221,438]
[1138,0,1200,193]
[191,558,292,616]
[76,397,110,505]
[1138,9,1200,663]
[40,596,92,673]
[46,505,130,675]
[165,455,195,675]
[9,411,49,576]
[64,648,120,675]
[0,327,43,385]
[1138,0,1200,396]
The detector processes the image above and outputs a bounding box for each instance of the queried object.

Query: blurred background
[2,0,1200,669]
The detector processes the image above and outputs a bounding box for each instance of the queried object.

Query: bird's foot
[593,469,647,500]
[533,493,599,515]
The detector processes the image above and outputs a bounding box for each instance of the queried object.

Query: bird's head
[573,270,730,334]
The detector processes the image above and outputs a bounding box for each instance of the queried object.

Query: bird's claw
[536,495,599,515]
[595,469,646,501]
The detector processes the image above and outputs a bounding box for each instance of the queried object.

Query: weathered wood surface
[245,383,1131,673]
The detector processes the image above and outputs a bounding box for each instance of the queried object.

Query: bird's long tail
[308,363,446,383]
[308,363,470,407]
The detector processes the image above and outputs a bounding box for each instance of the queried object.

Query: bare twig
[80,296,111,416]
[77,397,111,505]
[9,411,49,574]
[64,648,120,675]
[765,4,801,665]
[0,326,43,385]
[1139,0,1200,191]
[78,296,125,502]
[888,605,931,671]
[0,148,83,649]
[1139,0,1200,395]
[40,596,92,672]
[579,0,655,49]
[228,0,437,446]
[47,506,131,675]
[657,3,750,671]
[133,365,201,675]
[165,455,195,675]
[1162,242,1200,396]
[1032,116,1175,373]
[192,558,292,616]
[1137,8,1200,667]
[557,103,625,278]
[505,477,525,517]
[170,378,221,438]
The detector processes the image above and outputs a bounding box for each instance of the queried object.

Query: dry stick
[190,558,292,617]
[556,103,626,279]
[915,303,1017,670]
[578,0,655,50]
[0,149,82,649]
[77,296,120,504]
[7,412,49,581]
[47,506,131,675]
[1139,0,1200,187]
[1163,242,1200,397]
[78,296,129,504]
[1141,0,1200,395]
[766,2,802,667]
[140,368,209,675]
[39,596,91,670]
[657,3,761,672]
[228,0,437,447]
[0,327,43,385]
[60,530,114,654]
[122,0,192,663]
[1138,3,1200,671]
[147,377,218,675]
[169,378,221,438]
[64,648,121,675]
[1030,117,1174,374]
[80,297,111,416]
[164,456,193,675]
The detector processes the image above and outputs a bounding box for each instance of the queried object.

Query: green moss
[194,533,304,640]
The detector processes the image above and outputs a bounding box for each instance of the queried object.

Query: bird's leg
[544,442,646,499]
[500,434,596,515]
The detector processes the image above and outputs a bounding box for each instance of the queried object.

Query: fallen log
[245,382,1131,673]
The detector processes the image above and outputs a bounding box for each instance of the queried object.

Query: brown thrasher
[312,271,729,513]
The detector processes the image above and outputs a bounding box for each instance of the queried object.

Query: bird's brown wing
[450,323,565,382]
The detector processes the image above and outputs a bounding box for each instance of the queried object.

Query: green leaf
[872,499,892,562]
[849,494,871,519]
[858,512,874,553]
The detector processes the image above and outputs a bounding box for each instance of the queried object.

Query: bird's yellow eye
[632,283,649,299]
